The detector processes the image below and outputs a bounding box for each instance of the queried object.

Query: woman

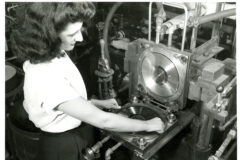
[10,2,165,160]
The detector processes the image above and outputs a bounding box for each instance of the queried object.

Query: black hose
[103,2,123,66]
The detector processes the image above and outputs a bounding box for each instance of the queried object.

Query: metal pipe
[222,140,237,160]
[103,2,122,66]
[219,115,236,131]
[156,28,160,44]
[198,9,236,25]
[84,136,111,160]
[190,3,201,51]
[155,25,160,44]
[211,3,223,39]
[222,76,236,98]
[105,142,123,160]
[168,33,173,47]
[232,30,236,59]
[215,122,236,158]
[148,2,165,43]
[163,2,188,51]
[208,124,237,160]
[197,113,210,149]
[155,3,165,44]
[148,2,153,41]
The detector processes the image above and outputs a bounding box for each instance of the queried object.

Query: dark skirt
[35,123,95,160]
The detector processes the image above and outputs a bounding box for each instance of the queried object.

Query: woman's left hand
[91,98,121,110]
[100,98,121,110]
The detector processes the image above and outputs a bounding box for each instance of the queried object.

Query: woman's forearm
[100,112,149,132]
[58,97,150,132]
[90,99,103,109]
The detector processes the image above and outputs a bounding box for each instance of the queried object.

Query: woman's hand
[100,99,121,110]
[146,117,165,133]
[90,98,121,110]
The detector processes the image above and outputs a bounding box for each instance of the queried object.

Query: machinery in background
[5,2,236,160]
[109,38,194,160]
[95,39,116,100]
[87,2,236,160]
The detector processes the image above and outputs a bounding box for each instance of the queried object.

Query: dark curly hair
[10,2,95,64]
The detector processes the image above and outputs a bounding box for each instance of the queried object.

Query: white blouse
[23,53,87,133]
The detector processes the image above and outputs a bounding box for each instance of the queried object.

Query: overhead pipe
[198,8,235,25]
[163,2,188,51]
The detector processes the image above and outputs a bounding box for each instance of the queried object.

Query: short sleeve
[40,72,80,113]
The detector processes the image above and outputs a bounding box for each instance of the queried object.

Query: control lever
[215,85,229,112]
[215,85,224,112]
[216,85,224,105]
[222,77,236,98]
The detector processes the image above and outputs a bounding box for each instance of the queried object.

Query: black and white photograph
[4,2,237,160]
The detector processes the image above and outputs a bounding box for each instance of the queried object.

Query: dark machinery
[88,2,236,160]
[107,38,194,160]
[5,2,236,160]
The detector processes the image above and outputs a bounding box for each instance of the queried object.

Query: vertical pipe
[197,113,209,148]
[99,82,102,99]
[163,2,188,51]
[232,30,236,59]
[190,3,201,52]
[168,33,173,47]
[211,3,223,40]
[156,29,160,44]
[148,2,153,41]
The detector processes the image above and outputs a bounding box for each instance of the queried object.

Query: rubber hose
[103,2,123,66]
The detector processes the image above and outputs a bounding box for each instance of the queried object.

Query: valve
[84,136,111,160]
[215,85,224,112]
[95,39,115,99]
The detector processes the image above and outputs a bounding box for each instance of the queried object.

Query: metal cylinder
[197,113,210,149]
[198,9,236,25]
[105,142,123,160]
[168,33,173,47]
[222,141,237,160]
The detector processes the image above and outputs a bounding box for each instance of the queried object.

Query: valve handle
[216,85,224,93]
[216,85,224,109]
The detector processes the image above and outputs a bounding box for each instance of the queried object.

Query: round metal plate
[116,103,165,139]
[140,51,179,98]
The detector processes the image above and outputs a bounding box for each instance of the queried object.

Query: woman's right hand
[146,117,165,133]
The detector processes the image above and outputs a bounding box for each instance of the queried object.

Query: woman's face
[59,22,83,51]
